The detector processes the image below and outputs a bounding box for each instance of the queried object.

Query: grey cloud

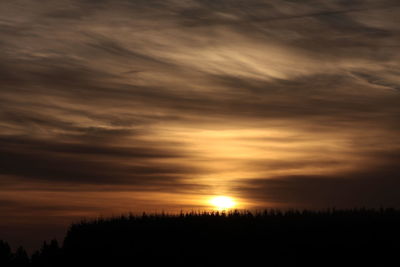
[352,71,400,91]
[0,198,104,214]
[3,0,400,252]
[0,0,399,204]
[0,134,203,187]
[0,136,183,159]
[235,150,400,208]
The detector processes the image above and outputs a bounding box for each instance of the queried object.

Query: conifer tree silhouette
[3,209,400,266]
[0,240,12,266]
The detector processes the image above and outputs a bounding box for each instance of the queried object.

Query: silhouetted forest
[1,209,400,266]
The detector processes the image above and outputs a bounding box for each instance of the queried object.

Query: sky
[1,0,400,251]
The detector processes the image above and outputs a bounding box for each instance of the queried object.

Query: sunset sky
[1,0,400,250]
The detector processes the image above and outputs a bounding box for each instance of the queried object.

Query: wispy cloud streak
[0,0,400,250]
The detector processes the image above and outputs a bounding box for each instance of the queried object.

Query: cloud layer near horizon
[1,0,400,250]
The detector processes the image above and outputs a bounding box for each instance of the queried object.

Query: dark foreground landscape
[1,209,400,266]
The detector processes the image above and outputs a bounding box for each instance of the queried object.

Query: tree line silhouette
[1,208,400,266]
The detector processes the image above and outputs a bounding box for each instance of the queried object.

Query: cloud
[234,150,400,208]
[1,1,400,252]
[0,133,207,189]
[0,0,399,234]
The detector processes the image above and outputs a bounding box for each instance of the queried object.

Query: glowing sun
[210,196,236,210]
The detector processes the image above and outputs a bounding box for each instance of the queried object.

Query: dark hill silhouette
[2,209,400,266]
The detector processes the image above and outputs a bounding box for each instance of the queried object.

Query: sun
[210,196,236,210]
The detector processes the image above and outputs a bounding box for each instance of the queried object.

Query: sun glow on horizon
[210,196,236,210]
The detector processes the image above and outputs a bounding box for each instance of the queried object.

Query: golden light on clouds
[1,0,400,251]
[209,196,236,210]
